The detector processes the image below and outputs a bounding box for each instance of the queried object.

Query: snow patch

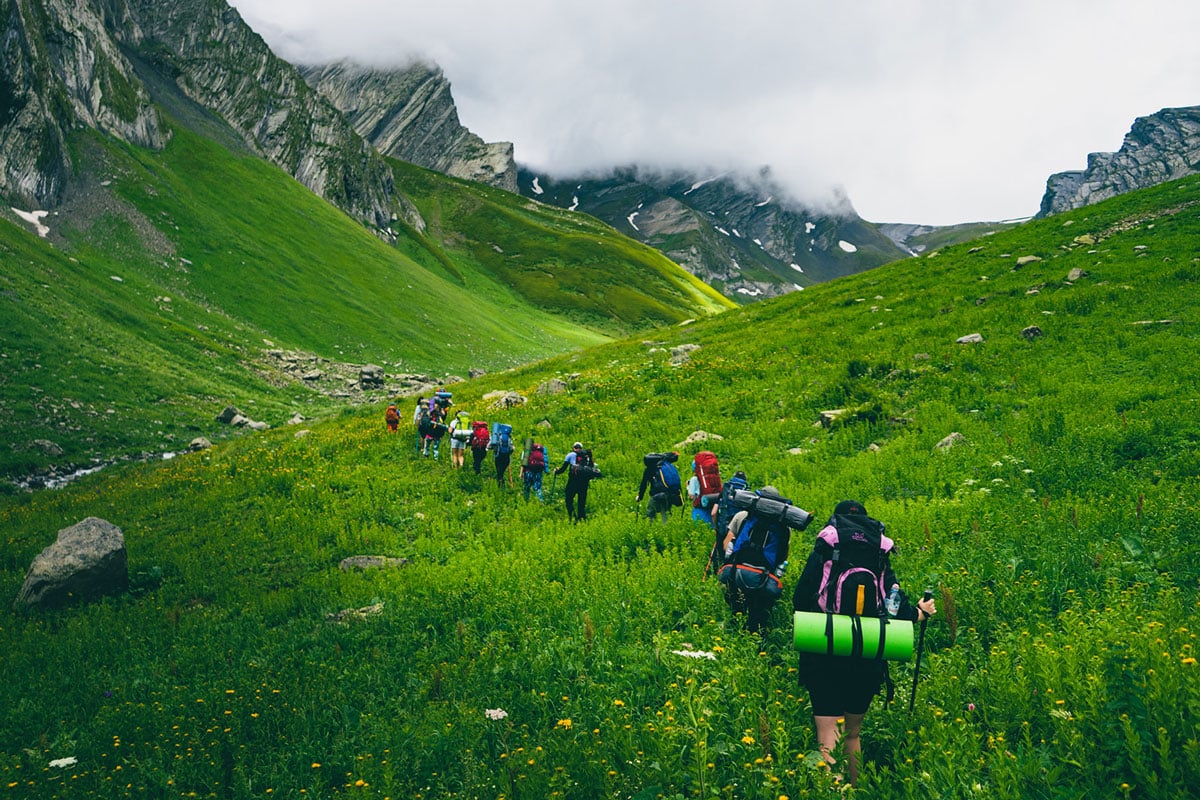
[684,175,723,195]
[805,222,816,234]
[715,226,730,236]
[755,196,773,208]
[569,195,579,211]
[736,287,763,297]
[838,240,858,253]
[530,177,544,195]
[627,211,640,231]
[790,263,804,273]
[753,238,763,247]
[12,208,50,237]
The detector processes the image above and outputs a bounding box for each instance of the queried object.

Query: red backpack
[527,443,546,470]
[469,421,490,448]
[693,451,722,508]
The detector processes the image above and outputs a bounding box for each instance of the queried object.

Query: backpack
[651,460,682,505]
[814,514,895,617]
[572,448,602,479]
[693,451,722,507]
[429,391,453,412]
[714,474,750,534]
[729,512,789,571]
[527,443,546,470]
[418,408,433,435]
[385,405,400,425]
[469,421,490,449]
[492,423,514,454]
[450,413,472,441]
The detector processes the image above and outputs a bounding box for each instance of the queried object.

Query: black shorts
[800,653,887,716]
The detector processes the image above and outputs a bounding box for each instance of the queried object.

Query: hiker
[708,470,750,574]
[385,402,400,433]
[687,451,722,526]
[554,442,600,521]
[718,485,795,633]
[468,419,490,475]
[411,397,426,454]
[447,410,472,469]
[420,403,448,458]
[520,437,549,502]
[636,451,682,522]
[792,499,936,787]
[489,422,515,487]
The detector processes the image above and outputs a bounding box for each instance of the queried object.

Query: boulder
[216,406,242,424]
[935,432,965,451]
[1015,255,1042,267]
[14,517,128,610]
[359,364,385,387]
[1067,268,1089,282]
[188,437,212,452]
[675,430,725,449]
[488,391,527,409]
[536,378,568,395]
[818,409,847,427]
[1021,325,1043,340]
[956,333,984,344]
[670,343,701,366]
[32,439,64,456]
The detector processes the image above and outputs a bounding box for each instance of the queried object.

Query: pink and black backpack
[814,509,894,617]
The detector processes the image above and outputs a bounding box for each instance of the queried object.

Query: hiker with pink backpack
[791,499,936,788]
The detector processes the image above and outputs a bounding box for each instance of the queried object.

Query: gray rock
[360,364,385,387]
[32,439,63,456]
[14,517,128,609]
[216,406,242,424]
[1015,255,1042,267]
[1067,268,1088,282]
[1022,325,1044,340]
[935,432,965,451]
[188,437,212,451]
[956,333,984,344]
[536,378,568,395]
[339,555,410,571]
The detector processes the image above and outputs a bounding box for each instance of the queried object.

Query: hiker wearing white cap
[554,442,599,522]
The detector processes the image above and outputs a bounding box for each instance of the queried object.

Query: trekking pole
[908,590,934,712]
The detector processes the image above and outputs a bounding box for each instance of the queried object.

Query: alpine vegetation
[2,174,1200,798]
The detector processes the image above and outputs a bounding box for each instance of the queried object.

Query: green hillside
[0,119,730,482]
[2,175,1198,798]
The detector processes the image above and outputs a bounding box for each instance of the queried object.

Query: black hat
[834,499,868,517]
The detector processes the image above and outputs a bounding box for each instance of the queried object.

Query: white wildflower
[671,648,717,661]
[485,708,508,721]
[49,757,78,769]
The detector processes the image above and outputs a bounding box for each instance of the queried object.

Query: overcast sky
[230,0,1200,226]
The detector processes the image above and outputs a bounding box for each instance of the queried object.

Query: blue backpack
[492,423,514,454]
[729,513,788,572]
[714,474,750,534]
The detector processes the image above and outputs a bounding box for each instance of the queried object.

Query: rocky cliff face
[519,166,908,301]
[2,0,407,230]
[1039,106,1200,217]
[1,0,165,208]
[300,61,517,193]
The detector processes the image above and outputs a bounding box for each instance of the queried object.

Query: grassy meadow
[2,174,1200,798]
[0,119,730,481]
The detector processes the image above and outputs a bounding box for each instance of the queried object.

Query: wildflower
[556,719,572,730]
[1183,657,1197,666]
[968,703,976,712]
[485,708,509,721]
[741,735,756,745]
[49,757,78,769]
[613,699,625,707]
[671,648,717,660]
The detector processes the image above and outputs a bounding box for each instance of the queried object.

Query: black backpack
[713,474,750,534]
[573,449,602,479]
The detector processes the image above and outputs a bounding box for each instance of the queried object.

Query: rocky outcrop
[1,0,165,208]
[1,0,412,231]
[300,61,518,193]
[1039,106,1200,217]
[14,517,128,609]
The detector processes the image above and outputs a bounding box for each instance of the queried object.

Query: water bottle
[886,584,901,617]
[774,560,789,578]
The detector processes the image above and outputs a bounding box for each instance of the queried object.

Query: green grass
[0,118,731,480]
[1,174,1199,798]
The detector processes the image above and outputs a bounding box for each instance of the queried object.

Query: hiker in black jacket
[554,442,595,521]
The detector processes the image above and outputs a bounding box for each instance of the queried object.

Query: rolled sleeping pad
[793,611,914,661]
[731,489,813,530]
